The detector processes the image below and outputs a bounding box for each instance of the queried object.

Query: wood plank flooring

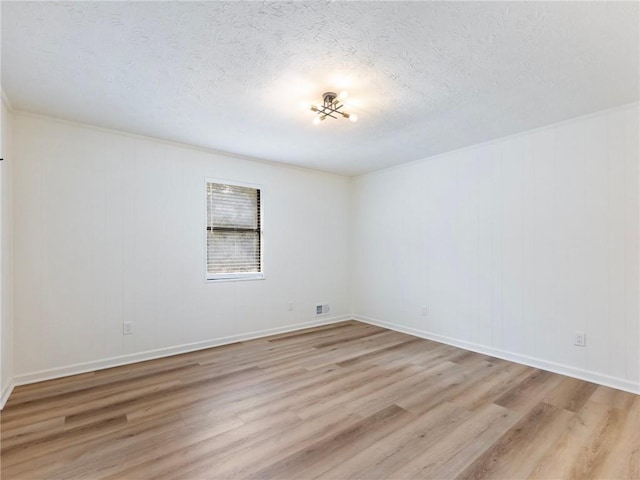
[1,320,638,479]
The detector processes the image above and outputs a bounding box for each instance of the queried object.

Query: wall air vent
[315,304,330,316]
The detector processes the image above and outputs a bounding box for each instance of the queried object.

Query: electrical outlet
[123,322,133,335]
[288,301,294,311]
[574,332,586,347]
[420,305,428,316]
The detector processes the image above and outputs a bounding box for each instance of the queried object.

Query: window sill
[206,273,265,283]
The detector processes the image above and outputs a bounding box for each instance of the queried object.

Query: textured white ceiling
[2,1,638,176]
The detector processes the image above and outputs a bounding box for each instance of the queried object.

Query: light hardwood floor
[1,320,638,479]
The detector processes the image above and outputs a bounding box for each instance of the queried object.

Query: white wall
[1,94,15,405]
[352,104,640,393]
[6,103,640,397]
[12,113,351,382]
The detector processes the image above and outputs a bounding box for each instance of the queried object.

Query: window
[206,181,263,281]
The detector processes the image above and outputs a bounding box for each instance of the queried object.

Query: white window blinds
[206,182,262,278]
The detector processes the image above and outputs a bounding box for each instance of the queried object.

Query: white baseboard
[5,313,636,410]
[355,315,640,396]
[7,315,352,400]
[1,380,15,410]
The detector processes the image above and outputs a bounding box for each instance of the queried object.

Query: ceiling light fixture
[310,91,358,124]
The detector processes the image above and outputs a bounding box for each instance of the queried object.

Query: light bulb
[313,117,321,125]
[349,114,358,123]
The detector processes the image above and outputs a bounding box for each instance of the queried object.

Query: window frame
[204,178,265,282]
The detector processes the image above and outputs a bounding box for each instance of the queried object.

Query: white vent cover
[315,304,330,316]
